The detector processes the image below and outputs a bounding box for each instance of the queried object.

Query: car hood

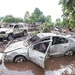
[4,41,27,53]
[0,28,11,32]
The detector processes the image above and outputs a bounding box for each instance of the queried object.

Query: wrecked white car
[1,33,75,69]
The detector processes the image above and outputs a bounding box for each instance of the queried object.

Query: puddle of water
[0,52,75,75]
[45,55,75,75]
[0,61,45,75]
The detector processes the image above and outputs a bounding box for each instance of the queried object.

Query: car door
[50,36,69,56]
[18,24,24,34]
[28,40,51,69]
[13,25,20,35]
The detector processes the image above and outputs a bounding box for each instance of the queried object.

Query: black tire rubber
[7,34,13,41]
[23,30,27,36]
[14,56,27,63]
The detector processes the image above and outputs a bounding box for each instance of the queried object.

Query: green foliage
[31,31,39,35]
[29,8,52,24]
[0,17,4,22]
[45,15,52,22]
[2,15,23,23]
[69,19,75,27]
[59,0,75,28]
[61,19,67,27]
[24,19,30,23]
[55,18,63,27]
[33,8,43,17]
[39,22,53,32]
[2,7,52,25]
[29,8,46,24]
[24,11,30,23]
[14,18,23,23]
[37,15,46,22]
[29,14,38,24]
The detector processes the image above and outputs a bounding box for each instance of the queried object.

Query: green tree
[24,11,30,23]
[55,18,61,26]
[3,15,15,23]
[59,0,75,27]
[0,17,4,22]
[39,22,54,32]
[30,8,45,24]
[33,8,42,17]
[15,17,23,23]
[45,15,52,22]
[3,15,23,23]
[37,15,45,23]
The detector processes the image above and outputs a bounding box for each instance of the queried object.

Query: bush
[31,31,39,35]
[39,22,53,32]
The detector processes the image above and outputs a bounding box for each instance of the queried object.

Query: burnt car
[0,33,75,69]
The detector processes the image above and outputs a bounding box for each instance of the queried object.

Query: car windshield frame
[23,35,40,47]
[9,25,14,28]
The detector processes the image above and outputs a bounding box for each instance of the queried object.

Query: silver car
[0,23,27,40]
[1,33,75,69]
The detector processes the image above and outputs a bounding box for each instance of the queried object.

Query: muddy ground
[0,54,75,75]
[0,34,75,75]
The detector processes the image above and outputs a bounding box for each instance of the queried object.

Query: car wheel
[23,30,27,36]
[14,56,27,63]
[65,50,74,56]
[7,34,13,41]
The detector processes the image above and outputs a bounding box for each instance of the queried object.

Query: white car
[0,23,27,40]
[1,33,75,69]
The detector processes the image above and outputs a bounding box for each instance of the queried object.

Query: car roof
[37,33,65,38]
[37,33,56,38]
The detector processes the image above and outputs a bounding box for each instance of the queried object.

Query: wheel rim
[17,58,24,63]
[65,50,73,56]
[15,56,26,63]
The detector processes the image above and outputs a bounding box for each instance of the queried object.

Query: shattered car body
[1,33,75,69]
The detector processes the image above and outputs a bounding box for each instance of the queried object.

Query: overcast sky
[0,0,62,22]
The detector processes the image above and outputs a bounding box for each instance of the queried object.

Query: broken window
[33,41,50,53]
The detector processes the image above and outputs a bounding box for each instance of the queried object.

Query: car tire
[7,34,13,41]
[65,50,74,56]
[23,30,27,36]
[14,56,27,63]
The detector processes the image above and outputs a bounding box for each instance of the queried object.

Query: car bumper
[0,34,8,38]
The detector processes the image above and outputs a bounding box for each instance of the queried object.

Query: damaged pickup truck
[0,33,75,69]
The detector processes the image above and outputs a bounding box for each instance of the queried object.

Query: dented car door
[28,40,51,69]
